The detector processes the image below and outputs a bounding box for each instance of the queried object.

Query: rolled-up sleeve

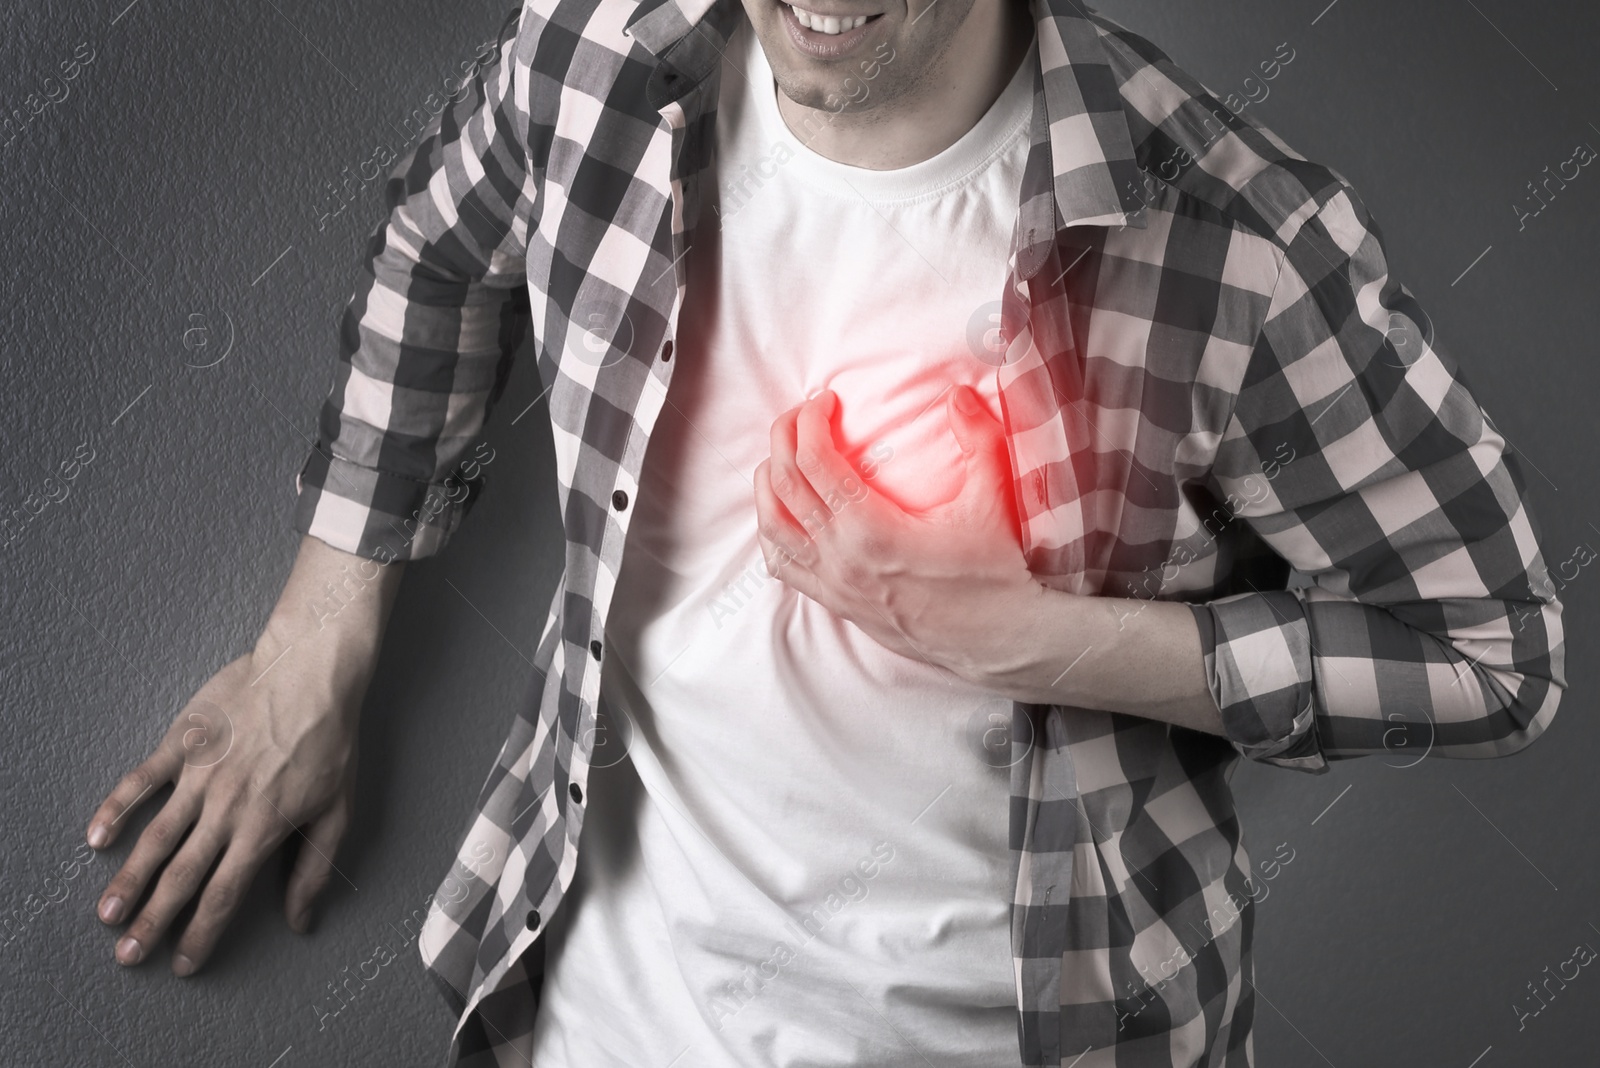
[1189,182,1566,771]
[293,5,533,562]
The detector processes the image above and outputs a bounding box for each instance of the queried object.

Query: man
[85,0,1565,1064]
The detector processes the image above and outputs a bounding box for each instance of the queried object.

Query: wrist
[958,579,1076,701]
[969,587,1223,732]
[254,545,406,697]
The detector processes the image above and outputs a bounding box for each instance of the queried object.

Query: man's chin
[772,78,840,112]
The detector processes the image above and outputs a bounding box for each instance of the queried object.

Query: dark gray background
[1,0,1595,1065]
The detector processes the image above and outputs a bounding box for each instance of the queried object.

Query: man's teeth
[788,4,870,33]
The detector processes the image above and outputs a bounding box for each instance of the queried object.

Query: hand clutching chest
[753,385,1050,690]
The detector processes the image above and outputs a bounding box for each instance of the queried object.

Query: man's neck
[775,1,1036,171]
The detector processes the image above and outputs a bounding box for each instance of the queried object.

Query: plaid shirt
[292,0,1566,1063]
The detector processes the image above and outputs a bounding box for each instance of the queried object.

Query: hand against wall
[84,535,400,976]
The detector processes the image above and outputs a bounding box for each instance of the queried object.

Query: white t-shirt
[527,21,1038,1067]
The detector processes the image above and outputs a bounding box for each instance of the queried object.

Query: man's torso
[526,22,1036,1064]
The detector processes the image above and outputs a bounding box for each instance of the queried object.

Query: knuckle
[796,450,824,477]
[105,873,141,901]
[128,910,166,940]
[849,520,893,558]
[297,871,332,899]
[239,822,289,864]
[850,530,882,561]
[204,879,242,915]
[836,557,868,586]
[120,766,153,799]
[840,534,889,574]
[861,534,895,566]
[323,808,352,839]
[163,860,203,891]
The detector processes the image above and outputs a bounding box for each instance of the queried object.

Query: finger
[794,391,879,519]
[754,514,783,567]
[946,386,1014,506]
[114,819,226,967]
[756,523,808,584]
[87,746,182,851]
[767,405,834,539]
[284,799,353,934]
[754,514,826,605]
[946,384,1004,455]
[96,791,201,928]
[172,834,276,976]
[755,459,816,569]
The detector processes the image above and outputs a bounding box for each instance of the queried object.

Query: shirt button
[569,782,583,804]
[611,489,629,511]
[525,908,541,931]
[659,340,673,362]
[590,640,602,661]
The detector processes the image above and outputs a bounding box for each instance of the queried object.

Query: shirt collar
[623,0,1148,246]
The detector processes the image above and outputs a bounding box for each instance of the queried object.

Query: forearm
[978,585,1224,736]
[753,388,1222,736]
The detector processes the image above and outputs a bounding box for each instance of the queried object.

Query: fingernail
[954,386,980,414]
[290,908,310,933]
[115,936,142,965]
[171,954,195,977]
[99,897,124,924]
[87,825,108,849]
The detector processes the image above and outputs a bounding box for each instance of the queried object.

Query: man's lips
[781,2,882,34]
[778,2,885,58]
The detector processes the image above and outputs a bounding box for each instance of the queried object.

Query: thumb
[947,385,1008,471]
[946,384,1000,456]
[946,385,1014,509]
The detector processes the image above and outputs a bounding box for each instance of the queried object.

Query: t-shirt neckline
[741,21,1038,205]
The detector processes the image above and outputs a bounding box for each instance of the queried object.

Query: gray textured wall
[1,0,1594,1065]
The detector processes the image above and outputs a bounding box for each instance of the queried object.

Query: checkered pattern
[292,0,1566,1064]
